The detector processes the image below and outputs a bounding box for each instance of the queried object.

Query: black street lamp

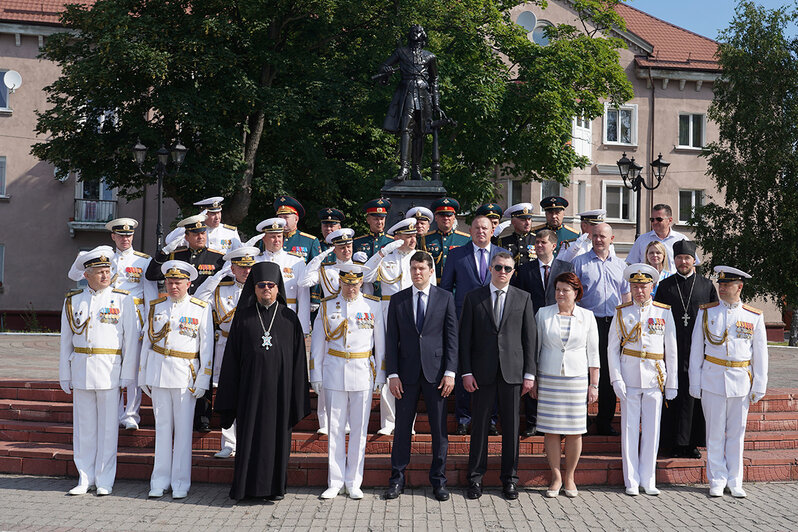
[617,152,670,240]
[132,140,187,250]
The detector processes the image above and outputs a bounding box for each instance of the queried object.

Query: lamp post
[616,152,670,240]
[132,140,187,250]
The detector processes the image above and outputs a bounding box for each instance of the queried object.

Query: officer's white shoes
[643,486,660,496]
[68,484,93,495]
[96,487,112,496]
[729,486,747,498]
[172,490,188,499]
[214,447,235,458]
[148,488,165,498]
[348,487,364,500]
[122,419,139,430]
[320,487,344,499]
[625,487,639,496]
[376,427,393,436]
[709,486,724,497]
[316,427,328,435]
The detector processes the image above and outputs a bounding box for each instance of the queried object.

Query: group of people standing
[58,193,768,503]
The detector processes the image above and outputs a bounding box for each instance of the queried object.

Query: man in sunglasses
[626,204,698,273]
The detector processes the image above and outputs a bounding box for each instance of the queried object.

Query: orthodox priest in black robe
[215,261,311,500]
[654,240,718,458]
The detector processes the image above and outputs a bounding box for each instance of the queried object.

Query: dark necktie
[416,291,425,333]
[543,264,550,287]
[494,288,504,325]
[479,248,488,283]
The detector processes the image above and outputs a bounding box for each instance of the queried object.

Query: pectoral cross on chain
[262,332,273,350]
[682,313,690,328]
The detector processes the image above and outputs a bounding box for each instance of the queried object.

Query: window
[0,156,5,196]
[504,179,523,205]
[0,71,8,110]
[74,177,117,222]
[516,11,553,46]
[603,104,637,145]
[678,113,705,148]
[576,180,587,213]
[572,116,592,159]
[679,189,704,223]
[602,180,635,221]
[541,180,561,200]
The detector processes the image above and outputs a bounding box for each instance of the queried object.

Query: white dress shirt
[472,243,492,275]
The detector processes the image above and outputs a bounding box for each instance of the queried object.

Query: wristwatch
[589,384,599,389]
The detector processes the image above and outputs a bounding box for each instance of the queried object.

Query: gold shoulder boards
[223,224,237,230]
[133,250,151,258]
[208,248,225,255]
[385,234,395,240]
[423,230,436,237]
[150,296,167,306]
[531,223,547,232]
[652,301,671,309]
[299,231,317,239]
[65,288,83,298]
[320,295,336,303]
[190,297,209,308]
[219,280,235,286]
[353,234,368,240]
[288,251,304,257]
[363,294,380,302]
[742,303,762,315]
[173,246,188,253]
[112,288,130,295]
[455,230,470,237]
[616,301,633,309]
[700,301,719,309]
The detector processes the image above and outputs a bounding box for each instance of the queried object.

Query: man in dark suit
[511,229,574,437]
[460,251,537,500]
[384,251,458,502]
[440,215,508,435]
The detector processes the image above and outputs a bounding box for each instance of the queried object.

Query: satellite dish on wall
[4,70,22,92]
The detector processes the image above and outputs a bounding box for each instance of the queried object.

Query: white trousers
[73,388,120,490]
[317,387,329,432]
[118,384,141,425]
[222,422,236,451]
[702,390,749,490]
[150,387,196,493]
[620,386,662,491]
[325,388,370,490]
[379,384,396,432]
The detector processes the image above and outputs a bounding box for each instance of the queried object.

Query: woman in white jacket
[533,272,600,498]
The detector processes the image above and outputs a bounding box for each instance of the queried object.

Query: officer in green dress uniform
[406,206,434,249]
[313,207,346,319]
[275,195,321,263]
[533,196,580,257]
[476,203,503,230]
[420,197,471,283]
[497,203,537,268]
[352,198,394,297]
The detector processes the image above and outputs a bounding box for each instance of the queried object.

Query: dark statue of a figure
[376,25,453,181]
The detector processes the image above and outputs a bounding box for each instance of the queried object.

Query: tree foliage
[33,0,633,235]
[694,0,798,341]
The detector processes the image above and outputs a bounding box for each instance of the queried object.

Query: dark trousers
[194,387,213,428]
[467,376,521,485]
[522,395,537,428]
[595,317,617,430]
[455,378,499,426]
[660,369,706,450]
[390,376,448,488]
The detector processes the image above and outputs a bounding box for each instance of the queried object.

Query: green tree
[33,0,633,237]
[694,0,798,343]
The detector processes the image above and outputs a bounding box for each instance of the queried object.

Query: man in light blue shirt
[625,204,699,274]
[572,223,630,435]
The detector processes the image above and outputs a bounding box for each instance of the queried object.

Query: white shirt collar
[539,257,553,268]
[722,299,741,309]
[116,247,134,257]
[473,242,491,255]
[677,270,695,280]
[412,284,431,298]
[490,282,509,295]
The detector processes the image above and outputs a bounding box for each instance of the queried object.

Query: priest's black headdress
[237,261,287,308]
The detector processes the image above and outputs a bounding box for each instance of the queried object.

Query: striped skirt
[536,374,589,435]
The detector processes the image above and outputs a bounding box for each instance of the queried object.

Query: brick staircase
[0,380,796,487]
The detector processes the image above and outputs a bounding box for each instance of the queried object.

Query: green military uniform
[353,198,394,297]
[283,229,321,263]
[535,196,580,258]
[421,229,471,282]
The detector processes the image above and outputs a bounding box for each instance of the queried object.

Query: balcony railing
[74,198,117,223]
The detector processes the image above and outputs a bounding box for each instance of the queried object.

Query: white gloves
[214,262,233,280]
[612,380,627,401]
[374,382,384,393]
[689,385,702,399]
[493,220,511,239]
[162,235,185,254]
[750,391,764,404]
[306,247,335,270]
[59,380,72,395]
[665,388,677,401]
[311,382,322,396]
[140,384,152,398]
[353,251,368,263]
[192,386,207,399]
[244,234,263,247]
[381,239,404,255]
[119,378,134,389]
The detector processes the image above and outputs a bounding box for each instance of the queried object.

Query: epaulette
[455,230,470,237]
[563,224,579,234]
[190,297,208,308]
[173,246,188,253]
[700,301,719,309]
[423,230,436,237]
[531,223,547,232]
[219,280,235,286]
[321,295,336,303]
[385,234,395,240]
[353,234,368,241]
[65,288,83,298]
[207,248,225,255]
[363,294,380,302]
[299,231,318,240]
[288,251,304,258]
[133,251,151,259]
[742,303,762,315]
[616,301,633,309]
[150,296,167,306]
[112,288,130,295]
[223,224,237,230]
[652,301,671,309]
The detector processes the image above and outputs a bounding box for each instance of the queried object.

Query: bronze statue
[376,25,453,181]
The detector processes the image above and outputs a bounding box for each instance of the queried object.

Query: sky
[626,0,797,41]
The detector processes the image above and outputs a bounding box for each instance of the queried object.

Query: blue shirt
[572,250,630,318]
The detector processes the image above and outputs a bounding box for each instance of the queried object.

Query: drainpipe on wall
[648,67,656,231]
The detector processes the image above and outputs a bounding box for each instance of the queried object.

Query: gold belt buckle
[345,351,351,361]
[726,360,733,367]
[640,351,647,359]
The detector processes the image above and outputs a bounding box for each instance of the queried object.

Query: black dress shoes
[596,425,619,436]
[196,422,211,433]
[456,423,469,436]
[503,482,519,500]
[433,486,450,501]
[466,482,482,499]
[686,447,702,459]
[522,425,537,438]
[265,494,284,501]
[384,484,403,499]
[488,423,499,436]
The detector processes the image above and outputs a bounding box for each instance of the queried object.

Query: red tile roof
[0,0,94,27]
[616,3,720,72]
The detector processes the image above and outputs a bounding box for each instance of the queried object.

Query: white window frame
[540,180,563,202]
[505,178,523,205]
[0,71,9,111]
[678,189,704,223]
[601,179,636,222]
[677,113,705,149]
[603,103,638,146]
[571,116,592,160]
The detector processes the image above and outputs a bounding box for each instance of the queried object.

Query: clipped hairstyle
[652,203,673,217]
[410,250,434,270]
[553,272,584,302]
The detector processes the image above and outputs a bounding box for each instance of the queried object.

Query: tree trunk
[790,306,798,346]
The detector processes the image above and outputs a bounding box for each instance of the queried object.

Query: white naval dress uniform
[364,247,435,432]
[689,300,768,492]
[256,248,311,334]
[110,247,157,426]
[133,295,213,494]
[556,233,616,263]
[310,293,386,491]
[206,224,241,253]
[608,299,677,492]
[60,287,139,491]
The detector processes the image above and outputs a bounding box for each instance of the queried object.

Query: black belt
[596,316,613,323]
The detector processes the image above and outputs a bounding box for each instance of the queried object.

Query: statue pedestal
[380,179,447,228]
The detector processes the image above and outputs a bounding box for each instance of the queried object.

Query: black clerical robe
[215,302,311,500]
[654,272,718,450]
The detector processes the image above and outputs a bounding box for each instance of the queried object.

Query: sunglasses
[256,281,277,289]
[492,265,514,273]
[649,217,667,222]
